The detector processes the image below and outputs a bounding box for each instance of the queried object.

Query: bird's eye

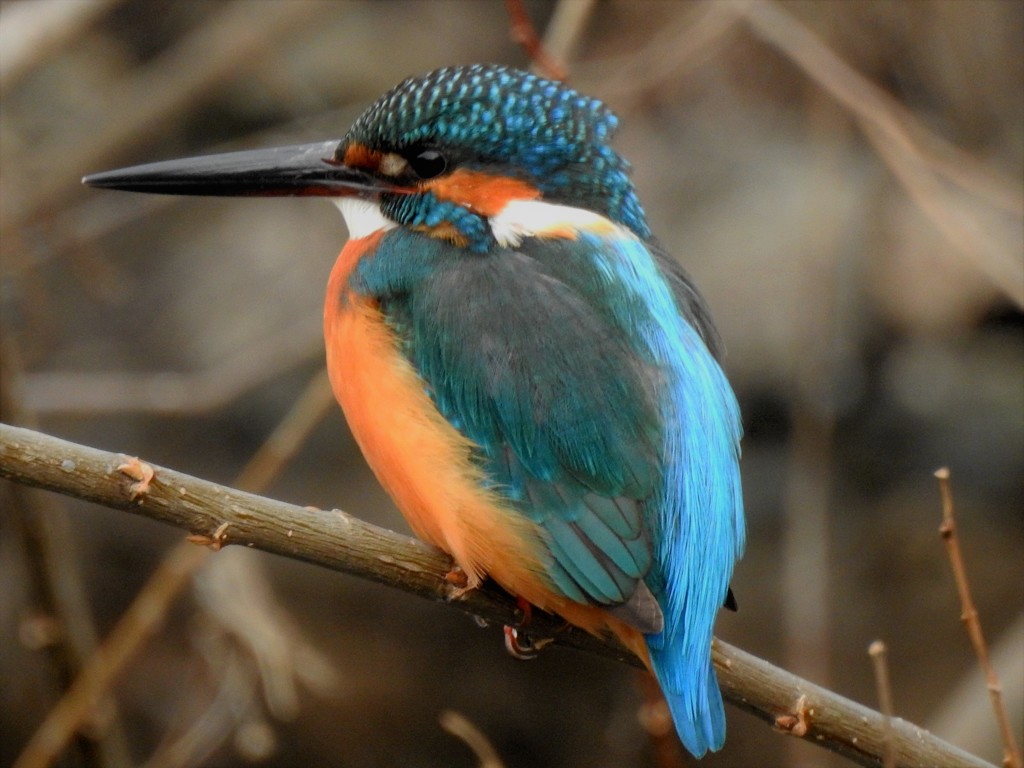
[408,150,448,179]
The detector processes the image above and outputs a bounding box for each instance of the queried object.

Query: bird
[84,63,745,757]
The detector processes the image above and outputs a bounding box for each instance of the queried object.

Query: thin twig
[439,710,505,768]
[861,118,1023,311]
[579,1,746,103]
[539,0,598,68]
[869,641,896,768]
[0,423,997,768]
[504,0,568,81]
[934,468,1023,768]
[736,0,1024,217]
[18,317,321,415]
[928,615,1024,760]
[233,367,335,491]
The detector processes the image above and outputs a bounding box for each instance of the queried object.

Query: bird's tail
[647,640,726,758]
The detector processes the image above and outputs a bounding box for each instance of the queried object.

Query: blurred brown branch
[504,0,567,81]
[537,0,597,70]
[580,0,745,102]
[440,710,506,768]
[0,422,997,768]
[0,0,326,234]
[16,318,321,416]
[133,367,338,768]
[0,0,124,94]
[868,640,896,768]
[737,0,1024,307]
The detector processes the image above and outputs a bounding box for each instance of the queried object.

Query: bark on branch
[0,422,994,768]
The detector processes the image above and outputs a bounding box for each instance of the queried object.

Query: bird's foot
[513,595,533,627]
[502,625,553,660]
[502,597,554,660]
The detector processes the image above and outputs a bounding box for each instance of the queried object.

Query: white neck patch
[333,197,397,240]
[489,199,618,248]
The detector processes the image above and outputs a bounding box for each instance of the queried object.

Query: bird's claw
[503,625,536,660]
[503,625,553,660]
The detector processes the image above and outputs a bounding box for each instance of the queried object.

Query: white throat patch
[489,199,617,248]
[333,198,397,240]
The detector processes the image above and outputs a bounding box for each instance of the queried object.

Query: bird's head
[84,64,649,250]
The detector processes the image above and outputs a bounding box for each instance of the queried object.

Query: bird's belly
[323,235,547,594]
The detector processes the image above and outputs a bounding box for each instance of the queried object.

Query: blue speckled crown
[346,64,649,240]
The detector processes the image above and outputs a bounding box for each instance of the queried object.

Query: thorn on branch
[444,563,482,601]
[186,521,231,551]
[775,694,811,738]
[116,456,154,501]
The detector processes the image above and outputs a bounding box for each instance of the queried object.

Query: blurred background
[1,1,1021,766]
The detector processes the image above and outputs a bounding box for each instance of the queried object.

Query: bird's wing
[354,229,666,631]
[648,238,725,360]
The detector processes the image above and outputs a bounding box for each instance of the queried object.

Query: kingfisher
[84,64,745,757]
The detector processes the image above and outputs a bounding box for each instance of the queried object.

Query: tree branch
[0,422,995,768]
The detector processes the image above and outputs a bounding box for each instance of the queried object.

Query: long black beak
[83,140,394,198]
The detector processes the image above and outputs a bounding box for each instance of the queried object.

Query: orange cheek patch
[426,169,540,217]
[342,143,383,172]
